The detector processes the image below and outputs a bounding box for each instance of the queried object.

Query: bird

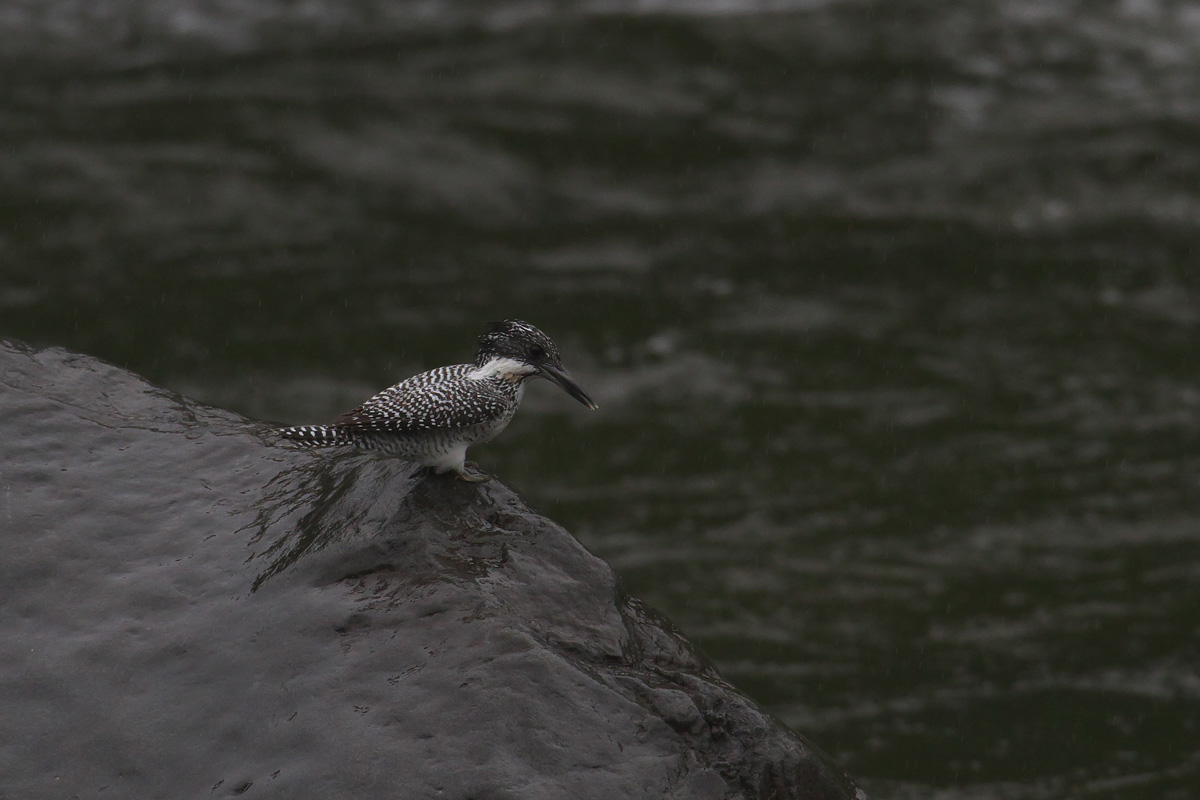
[279,320,597,481]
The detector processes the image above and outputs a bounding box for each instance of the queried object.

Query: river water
[3,1,1199,797]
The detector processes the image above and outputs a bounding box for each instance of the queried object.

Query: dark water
[4,1,1200,796]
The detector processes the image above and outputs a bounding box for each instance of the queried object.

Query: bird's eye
[529,345,545,359]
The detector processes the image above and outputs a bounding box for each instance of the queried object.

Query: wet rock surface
[0,339,862,800]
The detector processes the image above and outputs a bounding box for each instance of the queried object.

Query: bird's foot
[455,467,491,483]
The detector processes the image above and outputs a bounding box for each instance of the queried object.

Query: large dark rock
[0,339,863,800]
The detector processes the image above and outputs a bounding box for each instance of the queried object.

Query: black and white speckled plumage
[280,320,596,478]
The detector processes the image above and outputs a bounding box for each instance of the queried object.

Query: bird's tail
[278,424,357,448]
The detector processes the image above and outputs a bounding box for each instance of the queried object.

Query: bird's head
[475,320,598,410]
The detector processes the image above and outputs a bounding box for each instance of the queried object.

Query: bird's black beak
[538,363,598,410]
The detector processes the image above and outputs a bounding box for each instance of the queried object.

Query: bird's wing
[333,365,509,433]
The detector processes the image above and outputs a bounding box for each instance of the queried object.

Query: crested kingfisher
[279,320,597,481]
